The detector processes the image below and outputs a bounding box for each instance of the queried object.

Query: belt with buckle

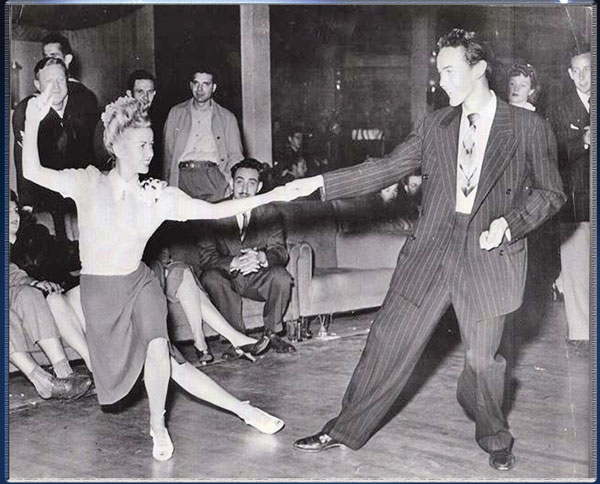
[179,160,217,170]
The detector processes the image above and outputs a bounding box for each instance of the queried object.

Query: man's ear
[257,181,263,193]
[474,60,487,80]
[229,178,234,191]
[567,67,575,82]
[212,83,217,94]
[34,80,41,93]
[64,54,73,68]
[125,90,133,98]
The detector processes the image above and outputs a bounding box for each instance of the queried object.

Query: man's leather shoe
[195,348,214,365]
[239,334,271,356]
[47,374,93,401]
[294,432,344,452]
[269,334,296,353]
[489,450,516,471]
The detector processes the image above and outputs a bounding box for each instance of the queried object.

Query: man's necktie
[459,112,480,197]
[240,212,249,242]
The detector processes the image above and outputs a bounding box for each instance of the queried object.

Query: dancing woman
[22,88,298,461]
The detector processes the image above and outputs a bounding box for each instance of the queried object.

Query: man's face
[131,79,156,112]
[190,72,216,104]
[35,64,68,109]
[292,158,308,178]
[9,200,20,242]
[437,46,480,107]
[380,183,399,203]
[508,74,533,105]
[42,42,72,67]
[232,167,262,199]
[568,52,591,95]
[288,132,303,151]
[405,175,422,197]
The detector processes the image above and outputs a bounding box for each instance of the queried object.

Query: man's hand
[479,217,511,251]
[583,126,590,147]
[230,249,267,276]
[285,175,325,198]
[25,84,54,127]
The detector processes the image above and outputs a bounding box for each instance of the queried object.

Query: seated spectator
[94,69,164,175]
[199,159,295,353]
[12,57,97,242]
[9,191,92,400]
[150,249,271,363]
[335,170,422,234]
[507,61,540,112]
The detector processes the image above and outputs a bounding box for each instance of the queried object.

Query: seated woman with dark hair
[9,190,92,400]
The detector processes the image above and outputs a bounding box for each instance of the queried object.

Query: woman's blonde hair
[101,96,151,157]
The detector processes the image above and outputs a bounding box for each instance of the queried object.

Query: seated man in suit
[198,158,295,354]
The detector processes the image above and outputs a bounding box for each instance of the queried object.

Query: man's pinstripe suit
[317,98,566,453]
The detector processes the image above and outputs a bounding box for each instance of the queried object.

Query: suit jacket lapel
[436,107,461,206]
[471,99,517,215]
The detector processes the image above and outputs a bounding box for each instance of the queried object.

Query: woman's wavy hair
[101,96,151,157]
[508,61,540,104]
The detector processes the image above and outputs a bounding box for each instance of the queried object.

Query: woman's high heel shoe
[150,426,174,461]
[240,401,285,434]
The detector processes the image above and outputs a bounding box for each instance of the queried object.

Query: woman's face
[9,200,20,243]
[508,74,534,105]
[113,127,154,175]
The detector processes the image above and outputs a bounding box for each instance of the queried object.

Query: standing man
[163,67,244,201]
[547,43,592,355]
[289,29,565,471]
[198,159,296,354]
[12,57,98,241]
[41,33,99,123]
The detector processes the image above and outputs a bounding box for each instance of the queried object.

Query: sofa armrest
[295,241,314,317]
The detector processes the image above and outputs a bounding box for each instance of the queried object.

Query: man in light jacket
[163,67,244,201]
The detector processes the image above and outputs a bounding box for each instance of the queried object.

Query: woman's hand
[31,280,64,294]
[25,84,54,127]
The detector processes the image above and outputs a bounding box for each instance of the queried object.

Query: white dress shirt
[456,91,498,214]
[576,89,590,113]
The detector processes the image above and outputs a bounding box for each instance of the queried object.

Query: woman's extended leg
[46,292,92,369]
[170,357,284,434]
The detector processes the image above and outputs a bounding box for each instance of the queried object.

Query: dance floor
[8,295,592,480]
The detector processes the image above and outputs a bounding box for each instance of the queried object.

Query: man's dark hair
[127,70,156,92]
[34,57,68,79]
[189,67,218,84]
[230,158,265,181]
[286,126,304,138]
[437,28,492,77]
[41,33,72,56]
[569,41,591,61]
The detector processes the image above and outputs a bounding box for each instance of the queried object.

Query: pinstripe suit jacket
[322,99,566,319]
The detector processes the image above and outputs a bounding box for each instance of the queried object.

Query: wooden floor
[8,295,593,480]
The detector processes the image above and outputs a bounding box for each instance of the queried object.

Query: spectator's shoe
[294,432,344,452]
[195,348,214,365]
[222,345,256,362]
[489,450,516,471]
[46,374,93,401]
[270,334,296,353]
[239,335,271,356]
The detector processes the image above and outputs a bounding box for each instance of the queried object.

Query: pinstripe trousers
[323,214,513,453]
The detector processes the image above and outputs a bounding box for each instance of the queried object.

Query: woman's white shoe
[241,403,285,434]
[150,426,174,461]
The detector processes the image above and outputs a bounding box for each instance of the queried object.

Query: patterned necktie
[240,212,249,242]
[459,112,480,197]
